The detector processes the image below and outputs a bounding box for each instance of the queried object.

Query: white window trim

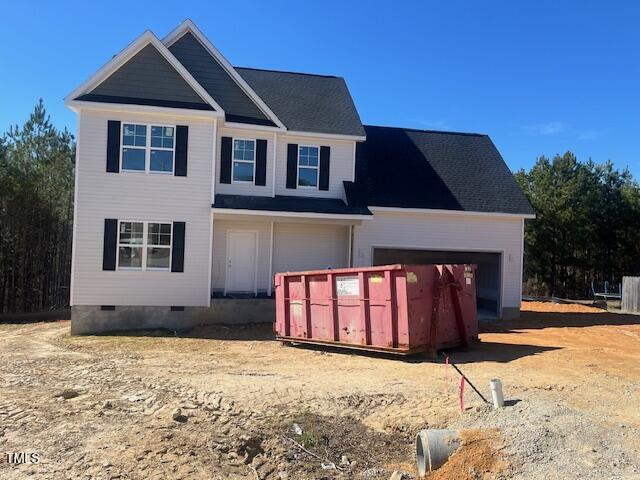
[116,220,173,272]
[297,144,320,189]
[120,123,176,175]
[231,138,256,184]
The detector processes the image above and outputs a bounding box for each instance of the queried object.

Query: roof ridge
[235,66,339,79]
[364,124,487,137]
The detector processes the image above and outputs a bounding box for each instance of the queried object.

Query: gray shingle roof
[356,125,534,215]
[235,68,366,137]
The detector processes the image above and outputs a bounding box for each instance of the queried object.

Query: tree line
[0,101,75,313]
[515,152,640,298]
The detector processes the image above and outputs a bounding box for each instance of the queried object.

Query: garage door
[372,248,501,318]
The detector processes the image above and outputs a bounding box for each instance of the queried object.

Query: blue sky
[1,0,638,174]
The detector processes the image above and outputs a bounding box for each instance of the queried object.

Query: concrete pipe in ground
[415,429,460,477]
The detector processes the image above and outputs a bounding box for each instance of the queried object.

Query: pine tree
[0,100,75,313]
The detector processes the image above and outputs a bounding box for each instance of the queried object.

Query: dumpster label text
[336,276,359,296]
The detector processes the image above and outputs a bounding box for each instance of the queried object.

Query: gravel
[455,397,640,479]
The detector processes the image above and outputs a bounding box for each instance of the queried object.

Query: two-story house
[66,20,534,334]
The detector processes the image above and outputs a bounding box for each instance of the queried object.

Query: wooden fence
[622,277,640,313]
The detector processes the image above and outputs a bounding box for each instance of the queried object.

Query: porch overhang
[212,194,373,222]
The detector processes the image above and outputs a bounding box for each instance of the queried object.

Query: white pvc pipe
[490,379,504,409]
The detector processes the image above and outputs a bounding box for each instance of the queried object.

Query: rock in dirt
[340,454,350,466]
[389,471,405,480]
[171,408,187,423]
[54,389,80,400]
[362,467,386,477]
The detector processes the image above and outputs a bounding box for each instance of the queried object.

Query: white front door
[226,230,257,293]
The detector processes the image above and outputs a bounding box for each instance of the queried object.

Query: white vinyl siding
[276,134,355,199]
[211,218,350,293]
[272,223,349,274]
[216,127,273,196]
[215,127,357,199]
[352,211,524,311]
[71,109,213,306]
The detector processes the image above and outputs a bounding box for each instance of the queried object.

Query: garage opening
[372,248,501,319]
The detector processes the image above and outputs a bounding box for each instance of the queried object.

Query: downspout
[207,118,218,306]
[268,221,274,296]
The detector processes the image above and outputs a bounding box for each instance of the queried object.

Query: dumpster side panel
[436,265,478,345]
[335,273,365,345]
[367,270,394,347]
[308,274,333,341]
[406,265,436,350]
[393,270,410,349]
[286,275,307,338]
[454,264,479,340]
[274,274,286,335]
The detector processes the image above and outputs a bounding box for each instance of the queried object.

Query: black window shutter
[106,121,121,173]
[255,139,267,186]
[286,143,298,189]
[171,222,185,273]
[220,137,232,184]
[319,146,331,191]
[175,125,188,176]
[103,219,118,271]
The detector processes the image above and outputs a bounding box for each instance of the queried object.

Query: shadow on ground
[254,338,561,365]
[91,323,276,341]
[0,309,71,324]
[93,323,562,364]
[439,341,560,364]
[482,310,640,333]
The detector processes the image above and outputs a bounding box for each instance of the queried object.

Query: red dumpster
[274,264,478,355]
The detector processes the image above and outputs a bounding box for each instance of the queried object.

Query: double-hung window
[232,139,255,183]
[298,145,319,188]
[117,221,144,269]
[117,221,172,271]
[121,123,175,174]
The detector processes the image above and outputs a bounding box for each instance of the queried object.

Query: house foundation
[71,298,275,335]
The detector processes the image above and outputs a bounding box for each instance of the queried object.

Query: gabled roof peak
[64,29,223,114]
[163,19,285,129]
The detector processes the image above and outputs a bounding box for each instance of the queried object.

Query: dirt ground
[1,301,639,479]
